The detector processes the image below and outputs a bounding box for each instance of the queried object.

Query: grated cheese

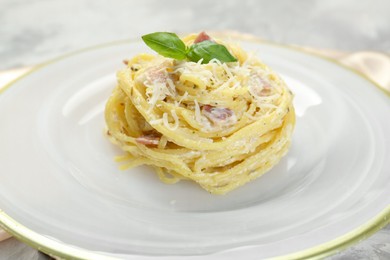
[163,110,179,131]
[174,91,188,107]
[149,118,163,125]
[194,99,202,124]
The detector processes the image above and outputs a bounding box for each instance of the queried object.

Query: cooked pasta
[105,33,295,194]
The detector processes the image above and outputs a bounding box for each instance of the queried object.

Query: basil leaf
[187,41,237,64]
[142,32,187,60]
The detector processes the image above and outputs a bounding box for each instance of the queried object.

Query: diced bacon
[259,85,272,96]
[136,135,160,146]
[202,105,234,123]
[194,31,213,43]
[142,62,176,109]
[249,74,273,97]
[123,59,129,65]
[146,67,168,84]
[144,62,175,91]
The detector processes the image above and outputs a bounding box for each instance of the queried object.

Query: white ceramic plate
[0,37,389,259]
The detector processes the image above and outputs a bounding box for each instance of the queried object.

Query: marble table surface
[0,0,389,259]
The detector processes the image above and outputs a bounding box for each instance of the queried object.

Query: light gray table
[1,0,389,259]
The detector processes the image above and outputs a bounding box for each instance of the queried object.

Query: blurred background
[1,0,389,70]
[0,0,389,259]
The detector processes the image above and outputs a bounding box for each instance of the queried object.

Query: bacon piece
[145,65,176,96]
[147,67,167,84]
[259,85,272,96]
[145,62,173,85]
[136,135,160,146]
[194,31,213,43]
[202,105,234,122]
[249,74,273,97]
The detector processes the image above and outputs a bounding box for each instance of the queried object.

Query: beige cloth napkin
[299,48,390,92]
[0,48,389,243]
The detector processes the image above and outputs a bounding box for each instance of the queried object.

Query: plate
[0,36,390,259]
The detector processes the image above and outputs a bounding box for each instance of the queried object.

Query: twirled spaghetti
[105,33,295,194]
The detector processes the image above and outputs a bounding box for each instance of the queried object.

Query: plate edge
[0,32,389,259]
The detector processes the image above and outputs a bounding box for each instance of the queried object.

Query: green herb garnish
[141,32,187,60]
[141,32,237,64]
[186,40,237,64]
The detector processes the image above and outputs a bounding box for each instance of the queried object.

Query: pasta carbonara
[105,32,295,194]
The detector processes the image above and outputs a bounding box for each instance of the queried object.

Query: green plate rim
[0,33,389,260]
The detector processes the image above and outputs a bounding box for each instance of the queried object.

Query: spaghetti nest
[105,34,295,194]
